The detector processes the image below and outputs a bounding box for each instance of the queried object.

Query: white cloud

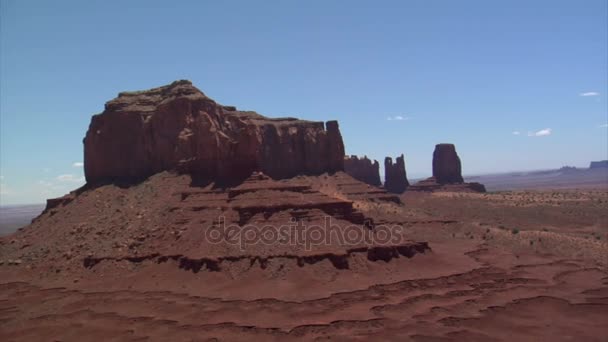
[512,131,520,135]
[56,174,85,183]
[528,128,552,137]
[580,92,599,97]
[0,179,10,195]
[599,123,608,128]
[72,162,84,167]
[37,179,72,193]
[387,115,409,121]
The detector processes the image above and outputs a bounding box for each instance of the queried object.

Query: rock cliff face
[84,80,345,184]
[384,154,409,193]
[433,144,464,184]
[344,156,381,186]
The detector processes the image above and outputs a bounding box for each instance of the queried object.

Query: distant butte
[384,154,409,194]
[432,144,464,184]
[410,144,486,192]
[589,160,608,169]
[344,155,381,187]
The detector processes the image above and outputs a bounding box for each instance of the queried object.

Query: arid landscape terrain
[0,205,45,236]
[1,81,607,341]
[465,167,608,192]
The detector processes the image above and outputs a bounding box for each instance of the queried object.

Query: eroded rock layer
[84,80,345,184]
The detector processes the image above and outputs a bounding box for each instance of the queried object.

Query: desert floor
[1,179,607,341]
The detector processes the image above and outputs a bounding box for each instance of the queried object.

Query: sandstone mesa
[84,80,345,185]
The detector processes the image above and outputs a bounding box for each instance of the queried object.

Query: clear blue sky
[1,0,607,205]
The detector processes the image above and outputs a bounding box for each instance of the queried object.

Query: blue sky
[1,0,606,204]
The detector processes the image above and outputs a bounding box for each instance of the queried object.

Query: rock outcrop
[410,144,485,192]
[344,155,381,186]
[433,144,464,184]
[589,160,608,169]
[84,80,345,184]
[384,154,409,194]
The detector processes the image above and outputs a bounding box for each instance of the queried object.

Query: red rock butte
[410,144,486,192]
[384,154,409,194]
[344,155,381,187]
[84,80,345,185]
[432,143,464,184]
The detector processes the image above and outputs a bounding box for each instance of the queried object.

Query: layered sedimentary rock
[344,155,381,186]
[433,144,464,184]
[384,154,409,194]
[410,144,485,192]
[84,80,345,184]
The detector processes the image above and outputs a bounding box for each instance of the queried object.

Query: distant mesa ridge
[83,80,345,184]
[589,160,608,169]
